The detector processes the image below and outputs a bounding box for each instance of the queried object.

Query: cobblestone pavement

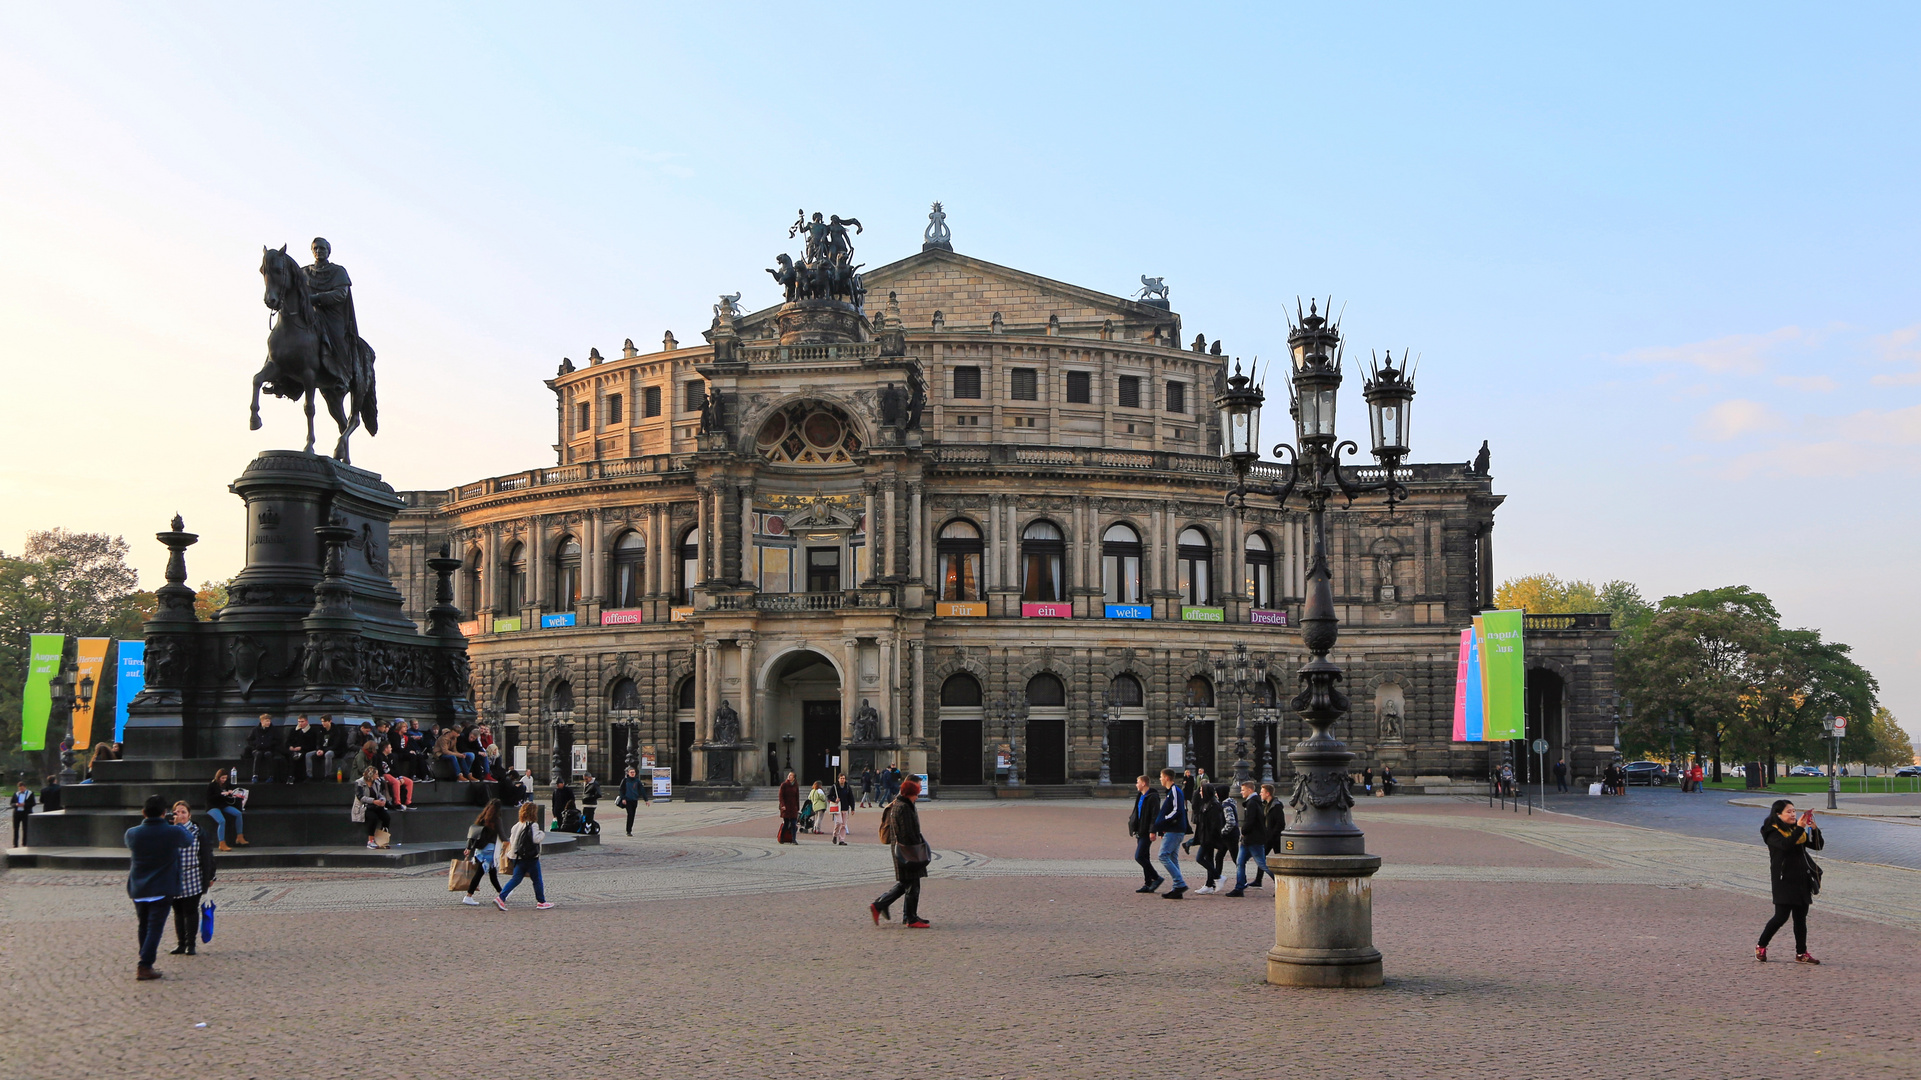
[1538,785,1921,870]
[2,797,1914,1079]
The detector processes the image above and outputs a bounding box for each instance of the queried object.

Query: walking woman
[778,771,801,844]
[1191,783,1224,894]
[205,768,247,851]
[1757,799,1825,963]
[869,776,931,928]
[831,773,854,846]
[353,767,392,848]
[495,802,554,910]
[167,801,215,955]
[460,800,505,905]
[805,780,829,833]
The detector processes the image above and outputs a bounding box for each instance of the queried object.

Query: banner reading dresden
[20,634,64,751]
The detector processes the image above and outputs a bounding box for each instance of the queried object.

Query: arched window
[1101,524,1142,605]
[504,543,528,612]
[676,677,696,711]
[462,548,483,614]
[548,680,575,714]
[554,537,582,608]
[500,683,521,716]
[678,528,699,605]
[1244,531,1274,608]
[1185,674,1215,708]
[1177,527,1212,606]
[1109,673,1144,707]
[940,673,983,707]
[611,531,645,607]
[1252,677,1281,708]
[1021,520,1065,603]
[609,677,641,711]
[936,520,983,601]
[1025,673,1066,707]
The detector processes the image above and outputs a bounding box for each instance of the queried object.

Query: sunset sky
[2,3,1915,739]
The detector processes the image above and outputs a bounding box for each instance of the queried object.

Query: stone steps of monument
[24,804,479,850]
[60,778,490,811]
[5,831,598,871]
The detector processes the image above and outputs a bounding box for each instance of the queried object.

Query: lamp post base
[1264,852,1384,988]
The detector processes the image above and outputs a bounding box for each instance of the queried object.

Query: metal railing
[1523,613,1613,631]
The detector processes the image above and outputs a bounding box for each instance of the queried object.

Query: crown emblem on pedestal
[257,508,281,528]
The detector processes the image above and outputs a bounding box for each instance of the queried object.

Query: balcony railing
[1523,613,1613,631]
[712,588,898,612]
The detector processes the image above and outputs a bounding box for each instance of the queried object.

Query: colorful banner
[1249,609,1289,626]
[600,608,646,626]
[669,607,695,622]
[1451,627,1478,741]
[1105,604,1152,620]
[492,616,523,632]
[935,601,986,618]
[457,619,482,637]
[114,640,145,742]
[71,638,110,748]
[1477,609,1526,741]
[1180,606,1225,622]
[1021,602,1071,618]
[20,634,63,751]
[539,612,577,629]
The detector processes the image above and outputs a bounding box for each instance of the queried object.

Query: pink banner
[1451,627,1471,741]
[600,608,645,626]
[1249,609,1288,626]
[1021,602,1071,619]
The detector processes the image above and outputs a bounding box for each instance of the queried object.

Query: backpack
[877,803,896,844]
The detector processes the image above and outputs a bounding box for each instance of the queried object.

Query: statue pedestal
[1264,852,1384,988]
[700,743,747,784]
[776,299,865,345]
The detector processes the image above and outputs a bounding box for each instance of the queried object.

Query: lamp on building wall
[1213,297,1416,989]
[987,693,1027,788]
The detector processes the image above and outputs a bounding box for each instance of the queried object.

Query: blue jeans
[1234,842,1266,890]
[208,806,242,844]
[1156,833,1187,888]
[499,857,545,903]
[443,752,474,776]
[135,899,170,967]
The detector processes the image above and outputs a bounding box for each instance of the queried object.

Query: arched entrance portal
[761,649,844,787]
[1524,668,1567,784]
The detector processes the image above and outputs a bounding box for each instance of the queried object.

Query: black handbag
[894,841,931,865]
[1804,850,1823,895]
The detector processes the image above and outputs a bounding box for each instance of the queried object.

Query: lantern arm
[1228,442,1298,509]
[1329,440,1408,510]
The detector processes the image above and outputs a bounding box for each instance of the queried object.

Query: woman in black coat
[870,777,930,927]
[1757,799,1824,963]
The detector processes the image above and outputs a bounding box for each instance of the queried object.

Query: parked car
[1894,765,1921,778]
[1622,761,1669,786]
[1725,764,1746,778]
[1788,765,1823,777]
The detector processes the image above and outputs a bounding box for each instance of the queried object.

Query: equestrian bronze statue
[251,238,379,463]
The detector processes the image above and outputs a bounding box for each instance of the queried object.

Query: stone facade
[387,243,1616,791]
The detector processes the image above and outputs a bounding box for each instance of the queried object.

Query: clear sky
[2,3,1915,741]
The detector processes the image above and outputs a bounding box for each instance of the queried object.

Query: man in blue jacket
[1151,768,1190,899]
[1128,774,1163,893]
[125,794,191,980]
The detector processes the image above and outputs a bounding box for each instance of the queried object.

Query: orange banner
[72,638,111,748]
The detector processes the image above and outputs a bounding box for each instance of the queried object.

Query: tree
[1858,706,1915,770]
[1495,573,1600,614]
[1597,580,1655,641]
[0,531,152,779]
[1617,601,1772,779]
[194,580,230,621]
[1730,629,1877,779]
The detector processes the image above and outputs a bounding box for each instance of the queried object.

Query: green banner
[20,633,64,751]
[1476,610,1525,741]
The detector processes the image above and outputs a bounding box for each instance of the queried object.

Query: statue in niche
[851,698,881,744]
[1376,552,1397,602]
[1380,697,1405,743]
[713,699,740,745]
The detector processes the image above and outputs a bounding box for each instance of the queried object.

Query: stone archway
[758,648,845,787]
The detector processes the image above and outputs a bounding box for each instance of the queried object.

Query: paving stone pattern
[1,797,1915,1079]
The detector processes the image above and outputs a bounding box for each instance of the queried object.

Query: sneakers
[1195,885,1216,894]
[1136,881,1162,894]
[366,840,379,849]
[461,895,481,906]
[136,965,163,981]
[1163,886,1187,900]
[905,919,931,929]
[1225,889,1246,897]
[1795,953,1820,965]
[535,901,555,910]
[1756,946,1768,962]
[493,896,508,911]
[870,902,885,925]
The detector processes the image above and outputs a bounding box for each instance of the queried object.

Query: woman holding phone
[1757,799,1824,963]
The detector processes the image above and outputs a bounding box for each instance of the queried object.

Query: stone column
[737,633,756,743]
[985,494,1001,590]
[695,493,708,590]
[739,484,755,588]
[1266,853,1384,987]
[908,482,924,580]
[911,639,926,737]
[587,508,604,604]
[879,633,896,739]
[1148,504,1165,593]
[701,640,720,743]
[863,486,877,585]
[1223,502,1239,605]
[529,515,546,616]
[884,481,899,578]
[842,637,861,746]
[1006,498,1019,587]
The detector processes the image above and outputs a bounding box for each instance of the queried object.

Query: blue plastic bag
[199,900,216,943]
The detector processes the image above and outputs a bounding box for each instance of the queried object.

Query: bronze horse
[250,245,378,462]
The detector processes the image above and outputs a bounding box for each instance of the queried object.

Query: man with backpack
[1151,769,1191,899]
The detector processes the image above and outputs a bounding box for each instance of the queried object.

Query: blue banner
[540,612,578,629]
[1104,604,1152,620]
[114,640,145,743]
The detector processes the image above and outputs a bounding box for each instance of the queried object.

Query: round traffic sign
[1531,738,1549,754]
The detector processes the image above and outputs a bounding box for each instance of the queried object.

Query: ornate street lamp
[1215,297,1414,989]
[1180,691,1206,773]
[1212,643,1264,786]
[988,693,1028,788]
[1098,690,1122,786]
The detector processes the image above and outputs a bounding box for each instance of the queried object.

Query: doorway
[1112,719,1144,783]
[1191,720,1217,778]
[941,717,983,785]
[802,700,840,786]
[675,721,694,785]
[1525,669,1567,783]
[1026,718,1067,784]
[806,547,841,593]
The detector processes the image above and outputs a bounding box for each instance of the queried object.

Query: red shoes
[1795,953,1820,965]
[1755,946,1767,962]
[905,919,931,929]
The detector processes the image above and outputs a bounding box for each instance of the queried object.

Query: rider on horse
[304,238,362,389]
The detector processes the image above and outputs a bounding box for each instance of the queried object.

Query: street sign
[1531,739,1549,754]
[1832,717,1848,737]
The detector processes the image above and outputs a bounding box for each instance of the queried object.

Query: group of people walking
[455,798,556,910]
[1130,770,1284,898]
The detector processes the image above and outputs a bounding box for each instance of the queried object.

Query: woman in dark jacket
[777,771,801,844]
[1757,799,1824,963]
[460,799,504,905]
[1192,784,1225,893]
[870,777,930,927]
